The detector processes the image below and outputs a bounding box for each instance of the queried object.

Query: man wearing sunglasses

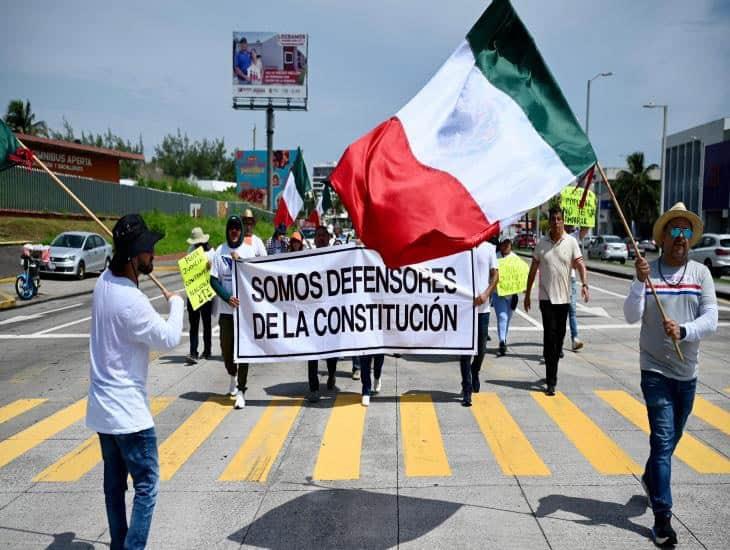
[623,202,718,547]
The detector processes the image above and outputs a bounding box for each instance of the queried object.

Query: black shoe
[202,351,211,360]
[652,514,677,547]
[326,374,336,390]
[486,334,492,341]
[472,375,480,393]
[308,390,320,403]
[461,392,472,407]
[185,354,198,365]
[546,385,556,396]
[498,341,507,356]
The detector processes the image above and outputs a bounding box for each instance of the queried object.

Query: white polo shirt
[474,242,498,314]
[532,232,582,304]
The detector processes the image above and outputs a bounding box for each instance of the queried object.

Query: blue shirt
[236,51,252,77]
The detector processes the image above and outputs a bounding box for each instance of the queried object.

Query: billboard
[232,32,308,103]
[703,141,730,210]
[235,149,299,206]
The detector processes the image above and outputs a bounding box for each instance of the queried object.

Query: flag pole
[16,138,168,293]
[595,162,683,361]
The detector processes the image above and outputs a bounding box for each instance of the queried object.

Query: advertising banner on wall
[232,32,308,103]
[235,149,298,206]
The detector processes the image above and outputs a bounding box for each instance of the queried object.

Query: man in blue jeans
[623,202,717,547]
[459,241,498,406]
[87,215,184,549]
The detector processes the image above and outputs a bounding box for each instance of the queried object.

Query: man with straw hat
[624,202,718,547]
[185,227,215,364]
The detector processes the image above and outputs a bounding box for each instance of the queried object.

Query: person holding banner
[623,203,717,547]
[307,225,339,403]
[87,214,183,550]
[360,354,384,406]
[459,241,499,407]
[525,206,589,396]
[210,215,266,410]
[492,238,521,357]
[185,227,215,364]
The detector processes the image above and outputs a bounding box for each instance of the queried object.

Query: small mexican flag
[308,183,332,227]
[0,119,33,171]
[273,147,311,227]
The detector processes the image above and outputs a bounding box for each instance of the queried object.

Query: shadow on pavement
[228,487,461,549]
[483,379,546,392]
[45,532,96,549]
[534,494,651,539]
[399,354,459,364]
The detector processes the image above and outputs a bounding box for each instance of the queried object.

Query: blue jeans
[640,370,696,516]
[98,427,159,550]
[492,296,513,344]
[459,312,489,394]
[568,276,579,340]
[361,354,384,395]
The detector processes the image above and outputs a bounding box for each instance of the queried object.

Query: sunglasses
[668,227,693,239]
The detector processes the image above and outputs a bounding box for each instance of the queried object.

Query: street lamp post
[585,72,612,234]
[643,102,668,214]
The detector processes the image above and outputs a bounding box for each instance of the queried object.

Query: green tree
[612,152,659,233]
[153,130,235,180]
[4,99,48,136]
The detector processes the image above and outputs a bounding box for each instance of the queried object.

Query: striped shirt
[623,259,718,380]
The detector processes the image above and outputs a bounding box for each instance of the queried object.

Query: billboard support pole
[266,106,275,210]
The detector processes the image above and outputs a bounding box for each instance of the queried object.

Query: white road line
[588,284,627,299]
[0,302,83,326]
[513,307,543,328]
[575,303,611,318]
[0,328,219,340]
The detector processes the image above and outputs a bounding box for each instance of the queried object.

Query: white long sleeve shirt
[86,270,184,434]
[623,259,718,380]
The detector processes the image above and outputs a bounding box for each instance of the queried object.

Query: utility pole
[252,125,256,150]
[266,107,274,210]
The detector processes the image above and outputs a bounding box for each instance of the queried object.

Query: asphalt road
[1,270,729,549]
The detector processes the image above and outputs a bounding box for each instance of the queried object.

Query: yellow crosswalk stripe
[219,397,303,482]
[596,390,730,474]
[0,399,87,469]
[693,397,730,436]
[33,397,175,482]
[400,394,451,477]
[533,392,641,475]
[158,397,232,481]
[471,393,550,476]
[313,393,367,481]
[0,399,47,425]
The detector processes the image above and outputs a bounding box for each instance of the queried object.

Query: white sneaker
[361,394,370,407]
[374,377,382,393]
[572,338,584,351]
[234,391,246,409]
[228,376,238,396]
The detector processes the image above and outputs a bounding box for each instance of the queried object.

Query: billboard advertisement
[703,141,730,210]
[232,32,308,102]
[235,149,299,206]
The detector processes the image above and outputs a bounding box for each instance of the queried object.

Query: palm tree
[4,99,48,136]
[612,152,659,232]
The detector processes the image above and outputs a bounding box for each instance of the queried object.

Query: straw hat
[652,202,703,248]
[242,208,255,221]
[186,226,210,245]
[290,231,303,242]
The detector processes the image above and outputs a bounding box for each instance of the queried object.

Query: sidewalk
[0,258,183,310]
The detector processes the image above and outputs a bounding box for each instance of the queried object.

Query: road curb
[0,290,16,310]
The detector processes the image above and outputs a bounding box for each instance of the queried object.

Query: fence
[0,167,272,221]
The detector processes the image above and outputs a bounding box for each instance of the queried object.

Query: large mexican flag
[330,0,597,267]
[1,120,33,171]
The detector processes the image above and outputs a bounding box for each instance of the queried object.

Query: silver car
[689,233,730,277]
[587,235,628,263]
[42,231,113,279]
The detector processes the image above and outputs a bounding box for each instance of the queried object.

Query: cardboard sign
[496,254,529,297]
[561,186,596,228]
[178,247,215,310]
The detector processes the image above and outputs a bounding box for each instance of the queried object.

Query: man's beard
[137,259,154,275]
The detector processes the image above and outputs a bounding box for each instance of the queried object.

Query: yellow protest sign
[178,247,215,310]
[497,254,529,297]
[560,186,596,228]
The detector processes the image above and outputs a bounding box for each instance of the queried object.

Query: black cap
[275,223,287,236]
[112,214,163,259]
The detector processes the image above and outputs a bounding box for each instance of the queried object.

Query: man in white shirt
[210,211,266,409]
[87,214,183,550]
[459,240,499,407]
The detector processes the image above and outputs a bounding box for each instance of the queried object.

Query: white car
[41,231,113,279]
[689,233,730,277]
[587,235,628,263]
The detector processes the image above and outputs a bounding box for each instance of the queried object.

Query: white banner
[233,245,476,362]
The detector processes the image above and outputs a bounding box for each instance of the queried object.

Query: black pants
[187,299,212,357]
[307,359,338,392]
[539,301,570,387]
[219,314,249,392]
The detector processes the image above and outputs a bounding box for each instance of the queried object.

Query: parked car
[638,239,658,253]
[587,235,628,263]
[582,236,597,251]
[689,233,730,277]
[41,231,112,279]
[515,232,537,249]
[623,238,645,260]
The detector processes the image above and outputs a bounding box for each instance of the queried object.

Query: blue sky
[2,0,728,171]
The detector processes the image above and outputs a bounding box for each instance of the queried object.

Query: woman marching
[492,238,519,357]
[185,227,216,365]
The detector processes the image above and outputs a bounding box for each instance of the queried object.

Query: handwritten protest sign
[560,186,596,227]
[496,254,529,296]
[178,247,215,310]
